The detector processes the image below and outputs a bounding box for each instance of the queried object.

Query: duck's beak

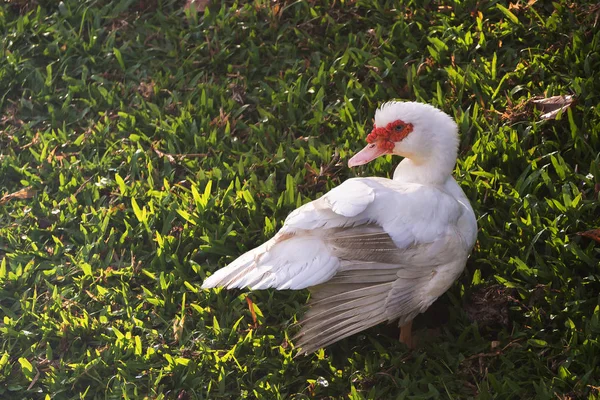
[348,144,389,167]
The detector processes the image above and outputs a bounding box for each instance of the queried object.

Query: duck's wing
[293,225,467,354]
[201,178,471,351]
[201,179,466,289]
[201,179,378,290]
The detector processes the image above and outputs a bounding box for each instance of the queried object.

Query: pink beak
[348,144,390,167]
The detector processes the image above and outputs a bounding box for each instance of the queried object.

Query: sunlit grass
[1,0,599,398]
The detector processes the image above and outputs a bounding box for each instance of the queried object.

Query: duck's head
[348,102,459,169]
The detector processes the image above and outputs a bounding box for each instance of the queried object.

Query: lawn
[1,0,599,398]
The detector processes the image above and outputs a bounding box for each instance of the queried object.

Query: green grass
[1,0,599,398]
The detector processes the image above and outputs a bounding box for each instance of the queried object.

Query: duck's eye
[369,143,376,148]
[394,124,405,131]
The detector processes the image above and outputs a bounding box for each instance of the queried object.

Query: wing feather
[202,177,473,354]
[294,263,435,354]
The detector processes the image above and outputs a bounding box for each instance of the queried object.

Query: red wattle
[365,119,413,150]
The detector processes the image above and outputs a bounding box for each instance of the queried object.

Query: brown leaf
[532,94,575,120]
[173,315,185,343]
[185,0,209,12]
[246,296,258,328]
[508,3,521,11]
[577,229,600,244]
[0,187,36,205]
[210,107,231,128]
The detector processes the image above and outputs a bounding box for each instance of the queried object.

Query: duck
[201,101,477,354]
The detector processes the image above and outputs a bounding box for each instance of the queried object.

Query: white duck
[202,101,477,354]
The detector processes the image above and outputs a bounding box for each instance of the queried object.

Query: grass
[1,0,599,398]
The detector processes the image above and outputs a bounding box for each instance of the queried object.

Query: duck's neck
[393,156,456,185]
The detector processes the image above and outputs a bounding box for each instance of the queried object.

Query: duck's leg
[399,320,415,348]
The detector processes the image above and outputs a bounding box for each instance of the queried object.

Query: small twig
[27,368,41,390]
[152,143,209,163]
[462,339,523,363]
[71,177,94,200]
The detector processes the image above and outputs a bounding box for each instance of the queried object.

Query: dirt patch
[464,284,516,333]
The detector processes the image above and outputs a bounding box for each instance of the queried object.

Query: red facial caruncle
[366,120,414,152]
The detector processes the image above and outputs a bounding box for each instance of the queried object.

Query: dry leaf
[0,187,36,205]
[173,315,185,342]
[532,94,575,120]
[508,3,521,11]
[577,229,600,244]
[185,0,209,12]
[246,296,258,328]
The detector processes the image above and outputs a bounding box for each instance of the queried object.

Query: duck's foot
[399,320,417,349]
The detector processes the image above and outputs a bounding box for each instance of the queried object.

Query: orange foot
[399,320,417,349]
